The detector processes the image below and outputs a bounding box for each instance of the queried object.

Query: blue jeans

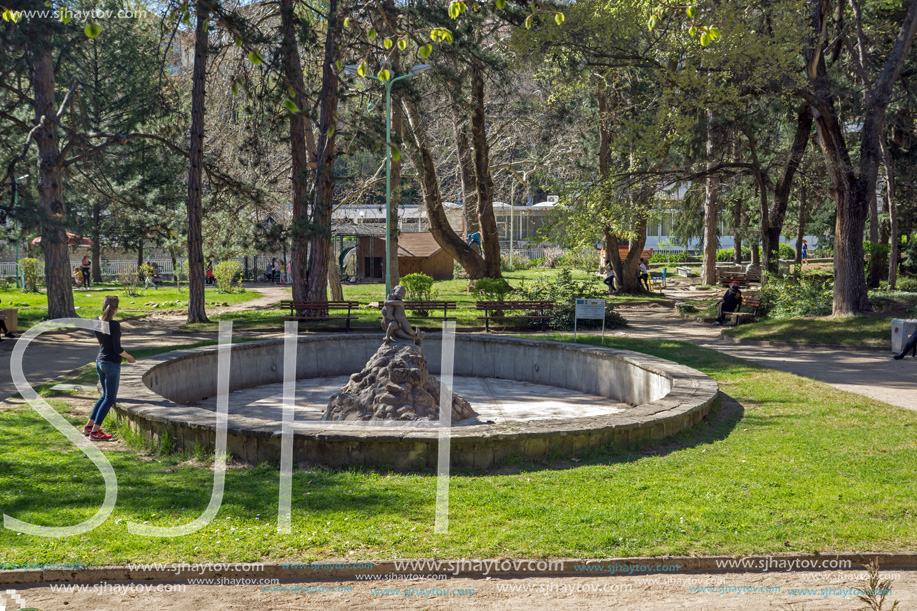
[89,361,121,425]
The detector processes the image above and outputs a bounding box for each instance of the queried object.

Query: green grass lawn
[1,286,260,329]
[723,314,893,347]
[180,268,668,332]
[2,334,916,565]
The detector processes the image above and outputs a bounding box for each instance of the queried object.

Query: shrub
[895,276,917,292]
[649,253,697,265]
[400,273,435,301]
[516,269,627,330]
[473,277,512,301]
[18,258,40,292]
[502,253,534,271]
[759,276,833,319]
[779,243,796,260]
[540,247,564,269]
[902,234,917,275]
[716,247,751,262]
[557,248,599,271]
[213,260,243,294]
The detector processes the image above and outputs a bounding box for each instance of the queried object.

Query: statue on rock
[381,285,424,345]
[323,285,475,423]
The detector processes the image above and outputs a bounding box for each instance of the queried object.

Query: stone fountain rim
[117,334,718,443]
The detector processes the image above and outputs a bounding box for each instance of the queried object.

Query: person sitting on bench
[714,281,743,325]
[638,258,650,291]
[894,329,917,360]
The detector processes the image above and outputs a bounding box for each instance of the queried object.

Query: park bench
[278,300,360,331]
[675,266,692,277]
[402,301,458,321]
[649,270,667,291]
[476,300,555,332]
[723,296,762,326]
[717,269,749,286]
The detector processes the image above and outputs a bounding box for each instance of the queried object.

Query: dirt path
[11,569,914,610]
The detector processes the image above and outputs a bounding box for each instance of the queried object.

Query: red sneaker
[82,425,92,436]
[89,430,113,441]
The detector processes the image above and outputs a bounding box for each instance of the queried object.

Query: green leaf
[647,15,656,31]
[248,50,262,65]
[709,26,721,40]
[201,20,208,32]
[699,32,710,46]
[84,22,102,38]
[496,0,506,8]
[442,30,453,43]
[378,69,391,82]
[431,28,439,41]
[235,37,242,47]
[1,10,9,22]
[419,44,432,58]
[335,60,343,71]
[391,146,402,163]
[397,39,407,50]
[554,12,564,25]
[61,11,71,23]
[368,27,376,40]
[525,14,533,29]
[231,82,238,96]
[689,25,697,36]
[357,63,366,77]
[283,99,300,113]
[326,125,335,139]
[686,6,695,18]
[384,38,393,49]
[343,17,350,27]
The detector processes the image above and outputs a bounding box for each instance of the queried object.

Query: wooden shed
[358,232,454,281]
[397,232,454,280]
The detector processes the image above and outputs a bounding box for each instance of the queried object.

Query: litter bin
[891,319,917,353]
[0,308,18,334]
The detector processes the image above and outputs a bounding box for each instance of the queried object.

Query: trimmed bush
[213,260,243,294]
[400,273,435,301]
[18,258,40,292]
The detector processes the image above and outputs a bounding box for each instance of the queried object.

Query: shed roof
[397,232,443,258]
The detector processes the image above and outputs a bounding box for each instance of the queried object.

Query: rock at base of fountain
[323,340,475,422]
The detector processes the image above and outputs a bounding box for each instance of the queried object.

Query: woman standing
[80,255,91,288]
[84,296,136,441]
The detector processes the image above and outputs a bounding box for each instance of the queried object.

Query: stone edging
[114,335,718,471]
[2,553,915,585]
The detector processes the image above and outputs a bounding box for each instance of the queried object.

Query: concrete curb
[2,553,916,585]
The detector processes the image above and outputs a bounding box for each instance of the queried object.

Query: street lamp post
[12,174,28,289]
[345,63,431,298]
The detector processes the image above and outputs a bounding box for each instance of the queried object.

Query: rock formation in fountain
[323,285,475,422]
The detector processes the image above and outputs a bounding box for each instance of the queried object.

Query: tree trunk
[882,137,898,289]
[603,227,622,287]
[185,0,209,324]
[328,241,344,301]
[751,240,760,266]
[304,0,340,305]
[618,204,649,294]
[280,0,316,306]
[451,110,478,234]
[32,42,76,319]
[733,199,743,265]
[91,201,102,282]
[795,185,807,266]
[469,60,502,278]
[137,240,143,268]
[402,98,485,278]
[701,111,719,286]
[762,104,813,274]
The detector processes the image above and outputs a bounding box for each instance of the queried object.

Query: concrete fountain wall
[116,335,718,471]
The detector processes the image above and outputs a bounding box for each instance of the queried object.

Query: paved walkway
[611,301,917,411]
[0,286,288,403]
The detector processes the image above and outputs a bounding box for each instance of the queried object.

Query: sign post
[574,298,606,343]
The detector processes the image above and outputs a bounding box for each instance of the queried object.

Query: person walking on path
[638,258,650,291]
[714,281,743,325]
[894,329,917,360]
[80,256,91,288]
[84,296,135,441]
[603,262,616,293]
[801,239,809,267]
